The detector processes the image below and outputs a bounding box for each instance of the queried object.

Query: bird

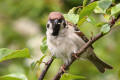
[46,12,113,73]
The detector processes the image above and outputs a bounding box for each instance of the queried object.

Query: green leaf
[83,0,88,7]
[79,2,97,20]
[87,16,97,25]
[31,61,37,70]
[104,14,111,21]
[40,36,48,54]
[77,17,87,26]
[64,14,79,24]
[100,24,110,34]
[0,48,30,62]
[61,73,85,80]
[31,54,46,69]
[0,73,28,80]
[96,22,106,27]
[114,19,120,27]
[111,3,120,16]
[37,55,46,64]
[68,7,78,14]
[94,0,112,13]
[118,69,120,79]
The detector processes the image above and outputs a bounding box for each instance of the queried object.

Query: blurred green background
[0,0,120,80]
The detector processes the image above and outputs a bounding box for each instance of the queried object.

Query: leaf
[40,36,48,54]
[0,73,28,80]
[96,22,106,27]
[77,17,87,26]
[118,69,120,79]
[83,0,88,7]
[64,14,79,24]
[104,14,111,21]
[0,48,30,62]
[114,19,120,27]
[87,16,97,25]
[100,24,110,34]
[111,3,120,16]
[37,55,46,64]
[79,2,97,20]
[31,62,37,70]
[68,7,78,14]
[94,0,112,13]
[60,73,85,80]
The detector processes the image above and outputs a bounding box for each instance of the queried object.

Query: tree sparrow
[46,12,113,73]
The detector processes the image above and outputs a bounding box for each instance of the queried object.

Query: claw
[72,54,79,59]
[61,64,66,72]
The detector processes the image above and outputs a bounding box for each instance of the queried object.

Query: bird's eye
[47,24,50,28]
[58,19,62,23]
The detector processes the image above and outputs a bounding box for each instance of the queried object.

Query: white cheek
[46,24,53,35]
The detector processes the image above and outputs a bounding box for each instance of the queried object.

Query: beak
[52,19,60,36]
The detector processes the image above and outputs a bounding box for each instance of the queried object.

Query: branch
[53,16,120,80]
[39,58,54,80]
[38,0,119,79]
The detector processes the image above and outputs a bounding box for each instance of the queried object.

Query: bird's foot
[61,64,66,73]
[72,53,79,59]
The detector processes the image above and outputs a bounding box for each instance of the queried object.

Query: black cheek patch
[52,24,60,36]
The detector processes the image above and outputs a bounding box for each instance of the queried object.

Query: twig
[53,16,120,80]
[38,0,119,79]
[39,58,54,80]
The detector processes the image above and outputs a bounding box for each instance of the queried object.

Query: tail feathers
[88,55,113,73]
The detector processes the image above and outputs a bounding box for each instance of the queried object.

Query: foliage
[100,24,110,34]
[64,14,79,24]
[0,0,120,80]
[79,2,97,20]
[0,48,30,62]
[60,73,85,80]
[111,3,120,16]
[94,0,112,13]
[40,36,48,54]
[0,73,28,80]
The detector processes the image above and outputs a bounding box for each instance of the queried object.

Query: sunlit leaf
[61,73,85,80]
[111,3,120,16]
[64,14,79,24]
[77,17,87,27]
[0,48,30,62]
[94,0,112,13]
[87,16,97,25]
[0,73,28,80]
[100,24,110,34]
[40,36,48,54]
[79,2,97,20]
[114,19,120,27]
[104,14,111,21]
[96,22,106,27]
[68,7,78,14]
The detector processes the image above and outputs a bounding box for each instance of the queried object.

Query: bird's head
[46,12,66,36]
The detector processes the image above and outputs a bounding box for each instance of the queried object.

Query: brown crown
[48,12,64,20]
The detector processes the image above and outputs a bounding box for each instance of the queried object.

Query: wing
[67,21,94,49]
